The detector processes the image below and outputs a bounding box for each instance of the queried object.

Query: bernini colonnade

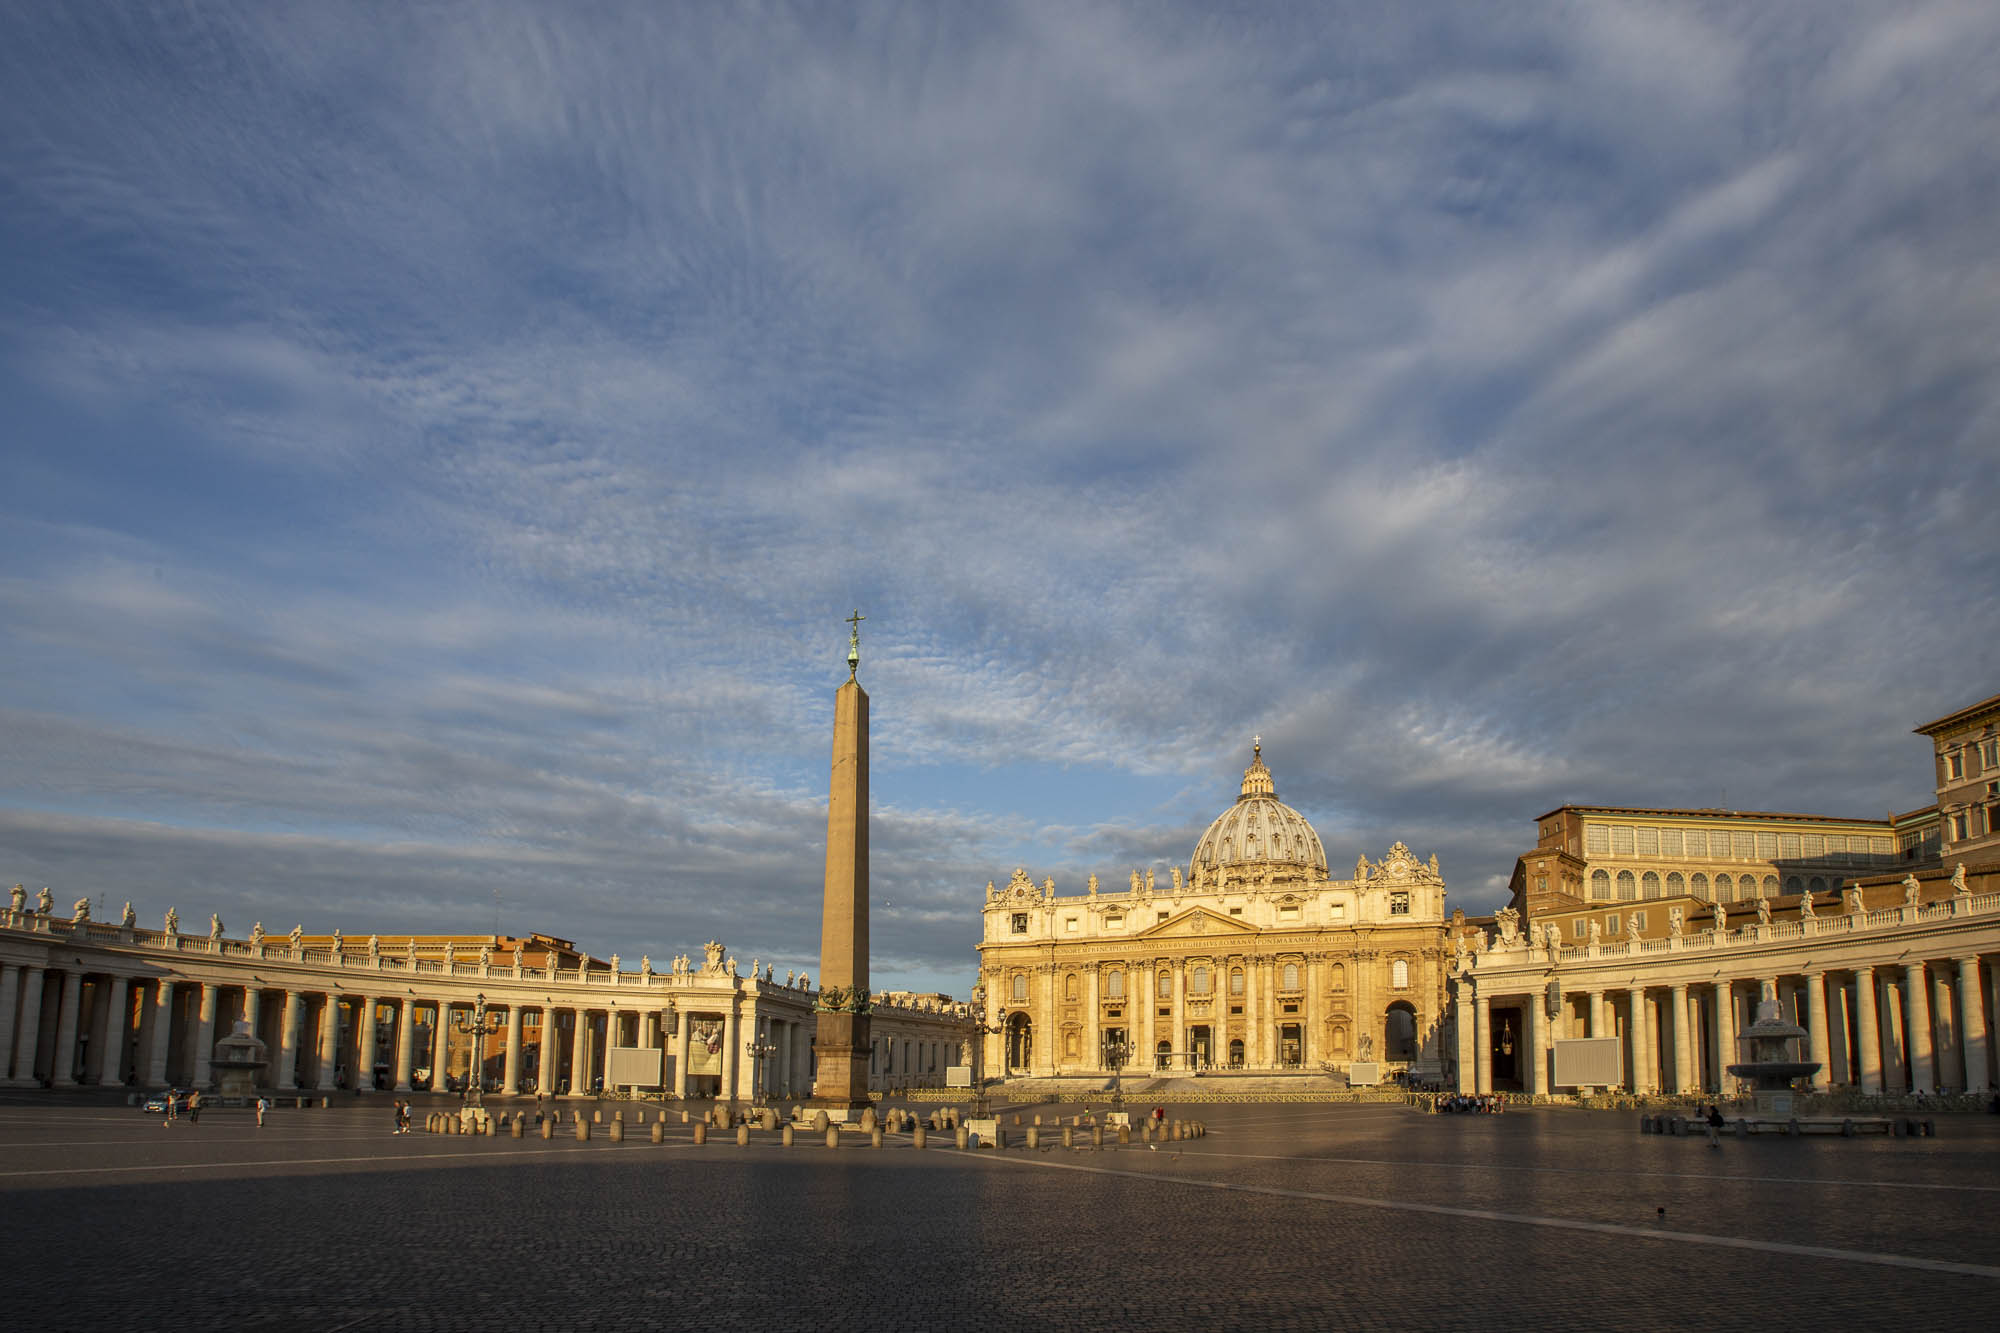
[0,905,972,1099]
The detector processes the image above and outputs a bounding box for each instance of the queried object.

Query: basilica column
[1905,962,1935,1094]
[146,980,175,1087]
[1170,960,1186,1070]
[392,1000,416,1093]
[277,991,304,1089]
[1626,989,1649,1093]
[1804,973,1832,1091]
[1853,968,1881,1094]
[1959,958,1990,1095]
[1472,989,1492,1094]
[674,1007,690,1099]
[1523,996,1544,1095]
[96,975,129,1086]
[1453,983,1475,1093]
[50,970,82,1087]
[503,1004,524,1095]
[188,984,217,1089]
[0,963,20,1083]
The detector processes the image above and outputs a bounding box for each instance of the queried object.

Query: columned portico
[502,1003,524,1095]
[1905,962,1935,1094]
[147,979,175,1087]
[95,974,129,1086]
[1472,991,1491,1094]
[317,994,341,1091]
[1959,957,1989,1095]
[393,999,416,1092]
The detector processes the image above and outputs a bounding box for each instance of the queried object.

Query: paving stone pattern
[1,1095,1996,1331]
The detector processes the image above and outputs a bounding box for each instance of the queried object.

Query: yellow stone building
[976,744,1450,1083]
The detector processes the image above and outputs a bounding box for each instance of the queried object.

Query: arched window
[1690,872,1709,898]
[1762,875,1779,896]
[1784,876,1802,896]
[1591,869,1611,899]
[1666,872,1685,896]
[1106,970,1124,999]
[1390,958,1409,989]
[1327,963,1346,991]
[1617,871,1637,900]
[1808,876,1826,893]
[1064,973,1078,1001]
[1229,968,1244,995]
[1191,966,1211,995]
[1282,962,1300,990]
[1011,973,1027,1001]
[1714,873,1733,901]
[1157,970,1171,999]
[1641,871,1661,899]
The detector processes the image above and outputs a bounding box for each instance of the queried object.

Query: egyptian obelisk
[809,610,873,1116]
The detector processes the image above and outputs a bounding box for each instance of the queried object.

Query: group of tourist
[391,1099,413,1133]
[1431,1093,1503,1114]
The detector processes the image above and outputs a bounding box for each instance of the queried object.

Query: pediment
[1134,907,1260,939]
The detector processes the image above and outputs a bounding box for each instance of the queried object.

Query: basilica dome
[1188,743,1328,886]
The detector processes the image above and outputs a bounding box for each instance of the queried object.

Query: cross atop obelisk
[810,611,872,1115]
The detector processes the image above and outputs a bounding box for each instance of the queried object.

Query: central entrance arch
[1006,1012,1033,1072]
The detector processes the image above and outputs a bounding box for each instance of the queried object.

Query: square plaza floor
[2,1095,1997,1331]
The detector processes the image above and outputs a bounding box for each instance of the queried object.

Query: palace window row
[1033,958,1396,1006]
[1582,824,1893,862]
[1588,868,1838,902]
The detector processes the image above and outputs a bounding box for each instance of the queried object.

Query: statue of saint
[641,955,652,976]
[1951,862,1969,895]
[72,897,91,923]
[703,939,725,973]
[290,923,304,952]
[164,906,179,935]
[122,901,137,929]
[1754,897,1771,926]
[249,921,264,948]
[1798,889,1815,919]
[1903,873,1921,908]
[1171,866,1183,893]
[8,885,23,913]
[367,933,381,957]
[1087,874,1098,896]
[1668,905,1683,937]
[1588,919,1603,945]
[1712,900,1728,932]
[36,886,54,915]
[209,912,224,939]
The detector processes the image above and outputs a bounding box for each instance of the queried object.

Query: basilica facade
[977,745,1450,1081]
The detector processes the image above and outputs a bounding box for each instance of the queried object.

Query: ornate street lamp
[747,1036,777,1109]
[453,993,505,1109]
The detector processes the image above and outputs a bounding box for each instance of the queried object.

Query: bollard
[1092,1125,1103,1147]
[871,1128,883,1149]
[1925,1120,1936,1137]
[1639,1114,1653,1134]
[651,1121,664,1144]
[737,1125,749,1147]
[541,1117,554,1140]
[1118,1124,1130,1144]
[1034,1113,1042,1126]
[693,1121,707,1145]
[609,1120,625,1142]
[825,1125,840,1149]
[995,1127,1008,1150]
[511,1116,524,1139]
[1063,1126,1074,1148]
[614,1110,623,1122]
[761,1108,778,1133]
[1013,1114,1022,1126]
[1026,1127,1040,1149]
[913,1123,927,1150]
[575,1119,590,1141]
[955,1124,969,1149]
[682,1110,690,1124]
[1841,1118,1856,1138]
[782,1124,794,1147]
[1734,1119,1747,1139]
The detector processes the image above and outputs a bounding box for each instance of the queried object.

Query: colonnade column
[1668,983,1691,1093]
[316,996,341,1091]
[1524,996,1545,1095]
[96,975,129,1086]
[430,1001,451,1092]
[393,1000,416,1093]
[50,971,82,1087]
[1454,985,1475,1093]
[16,969,48,1085]
[1473,990,1492,1095]
[568,1008,588,1096]
[1853,967,1881,1094]
[146,981,175,1086]
[502,1004,524,1095]
[192,984,217,1088]
[1588,990,1606,1039]
[1804,972,1832,1090]
[722,1001,740,1100]
[674,1007,690,1099]
[1714,982,1738,1094]
[1904,962,1935,1094]
[355,997,378,1092]
[0,964,20,1083]
[1959,958,1989,1095]
[1628,989,1650,1094]
[277,991,304,1089]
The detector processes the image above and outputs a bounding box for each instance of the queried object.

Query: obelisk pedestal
[808,654,873,1120]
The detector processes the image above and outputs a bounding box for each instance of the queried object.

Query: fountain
[209,1019,269,1101]
[1726,988,1820,1118]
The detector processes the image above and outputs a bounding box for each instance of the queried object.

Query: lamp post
[970,1017,1005,1120]
[1104,1033,1128,1114]
[747,1036,777,1109]
[453,993,505,1109]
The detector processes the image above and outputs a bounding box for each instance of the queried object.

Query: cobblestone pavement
[2,1095,1997,1331]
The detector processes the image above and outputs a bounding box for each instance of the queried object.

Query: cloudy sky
[3,2,1995,995]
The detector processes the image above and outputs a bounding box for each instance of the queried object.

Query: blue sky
[2,1,1995,996]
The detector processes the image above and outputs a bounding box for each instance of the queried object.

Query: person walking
[1706,1103,1725,1148]
[163,1091,176,1127]
[187,1089,201,1124]
[255,1096,268,1128]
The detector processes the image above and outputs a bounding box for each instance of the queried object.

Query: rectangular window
[1734,832,1756,859]
[1606,915,1620,935]
[1870,836,1893,858]
[1105,915,1123,930]
[1947,750,1964,780]
[1683,829,1707,857]
[1951,813,1969,841]
[1659,828,1683,856]
[1824,834,1846,856]
[1778,833,1801,859]
[1632,911,1647,932]
[1802,834,1824,858]
[1330,903,1347,921]
[1612,826,1635,856]
[1756,831,1779,859]
[1229,907,1243,916]
[1572,919,1586,938]
[1389,892,1410,915]
[1635,827,1659,856]
[1278,905,1300,922]
[1065,918,1078,932]
[1536,875,1548,893]
[1983,740,1999,768]
[1010,913,1028,934]
[1586,824,1610,855]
